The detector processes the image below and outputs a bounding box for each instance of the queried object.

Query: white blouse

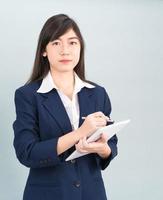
[37,71,95,130]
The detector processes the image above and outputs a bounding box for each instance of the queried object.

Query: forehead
[58,29,79,40]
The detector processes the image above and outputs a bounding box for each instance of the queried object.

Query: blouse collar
[37,71,95,94]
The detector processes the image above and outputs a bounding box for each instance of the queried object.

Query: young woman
[13,14,118,200]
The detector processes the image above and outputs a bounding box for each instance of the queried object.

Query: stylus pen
[82,116,114,123]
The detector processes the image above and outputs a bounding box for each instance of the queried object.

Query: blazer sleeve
[13,89,62,168]
[96,87,118,170]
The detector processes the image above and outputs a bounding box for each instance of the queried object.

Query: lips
[59,59,72,63]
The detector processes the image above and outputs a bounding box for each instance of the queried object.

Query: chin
[60,66,76,72]
[51,63,76,73]
[59,68,74,73]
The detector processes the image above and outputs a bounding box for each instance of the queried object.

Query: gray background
[0,0,163,199]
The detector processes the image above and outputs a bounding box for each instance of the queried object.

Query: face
[43,29,81,73]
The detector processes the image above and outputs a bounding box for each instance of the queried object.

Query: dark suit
[13,80,118,200]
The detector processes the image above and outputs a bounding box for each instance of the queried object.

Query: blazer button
[74,181,80,188]
[70,159,76,164]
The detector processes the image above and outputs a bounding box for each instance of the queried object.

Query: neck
[50,69,75,97]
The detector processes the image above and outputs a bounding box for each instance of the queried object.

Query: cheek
[74,49,81,62]
[47,51,58,64]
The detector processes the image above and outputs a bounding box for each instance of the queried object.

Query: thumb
[98,133,108,143]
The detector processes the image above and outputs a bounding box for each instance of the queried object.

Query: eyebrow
[67,37,79,40]
[57,36,79,41]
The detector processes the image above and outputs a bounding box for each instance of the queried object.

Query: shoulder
[87,82,108,97]
[91,82,111,102]
[85,83,112,112]
[14,80,42,104]
[15,80,42,95]
[83,82,110,105]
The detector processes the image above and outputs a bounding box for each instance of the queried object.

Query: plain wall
[0,0,163,199]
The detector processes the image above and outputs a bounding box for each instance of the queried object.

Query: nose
[59,43,70,55]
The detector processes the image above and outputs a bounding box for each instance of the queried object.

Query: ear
[42,52,47,57]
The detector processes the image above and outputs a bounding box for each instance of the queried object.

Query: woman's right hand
[78,111,108,138]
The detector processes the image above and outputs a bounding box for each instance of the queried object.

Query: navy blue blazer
[13,80,118,200]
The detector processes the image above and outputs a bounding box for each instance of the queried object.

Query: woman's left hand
[75,133,112,159]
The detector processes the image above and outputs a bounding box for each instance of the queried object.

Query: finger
[102,132,109,141]
[94,118,106,123]
[94,113,108,124]
[75,143,80,152]
[95,121,107,126]
[80,138,89,149]
[82,137,89,148]
[98,133,108,143]
[76,145,87,153]
[94,111,105,118]
[75,142,88,153]
[79,139,83,148]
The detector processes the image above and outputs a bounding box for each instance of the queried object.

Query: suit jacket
[13,80,118,200]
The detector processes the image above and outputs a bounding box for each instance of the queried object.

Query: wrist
[76,126,90,140]
[98,145,111,159]
[73,128,84,141]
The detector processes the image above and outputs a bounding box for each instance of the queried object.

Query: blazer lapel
[78,88,96,127]
[38,87,96,134]
[40,89,72,134]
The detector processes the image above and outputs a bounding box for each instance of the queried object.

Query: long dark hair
[26,14,91,84]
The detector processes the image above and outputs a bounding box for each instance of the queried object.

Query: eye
[70,41,78,45]
[52,41,60,46]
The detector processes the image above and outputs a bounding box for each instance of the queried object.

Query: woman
[13,14,118,200]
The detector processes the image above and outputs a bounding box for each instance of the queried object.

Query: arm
[13,89,84,168]
[96,88,118,170]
